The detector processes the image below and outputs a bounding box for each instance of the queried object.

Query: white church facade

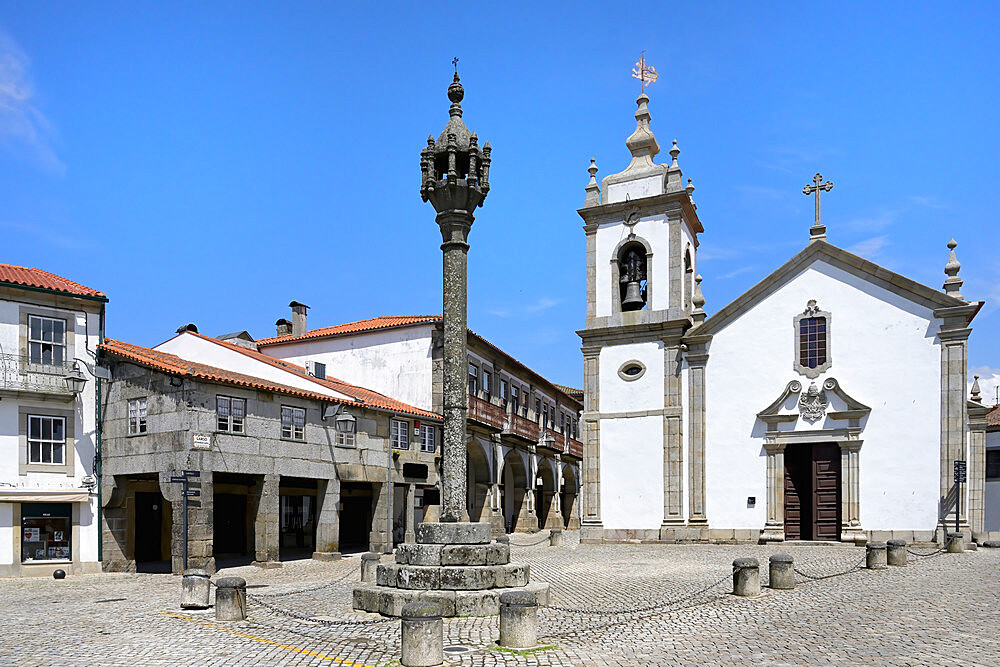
[579,93,990,545]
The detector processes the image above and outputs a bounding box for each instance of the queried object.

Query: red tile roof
[257,315,583,408]
[100,339,341,404]
[987,404,1000,430]
[256,315,440,345]
[0,263,107,300]
[161,331,441,420]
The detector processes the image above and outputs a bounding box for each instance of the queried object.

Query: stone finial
[692,274,706,324]
[669,139,680,167]
[686,178,695,196]
[625,93,660,161]
[971,375,982,403]
[943,238,963,299]
[584,158,601,207]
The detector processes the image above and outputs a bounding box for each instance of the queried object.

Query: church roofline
[686,240,977,338]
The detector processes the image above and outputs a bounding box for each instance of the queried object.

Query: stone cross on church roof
[803,173,833,243]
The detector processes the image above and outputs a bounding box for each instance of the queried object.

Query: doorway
[214,493,249,557]
[784,443,841,541]
[339,482,374,552]
[134,491,170,572]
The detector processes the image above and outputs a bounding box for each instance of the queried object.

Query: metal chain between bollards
[540,571,733,616]
[251,564,362,598]
[793,556,866,582]
[509,533,553,547]
[246,593,395,626]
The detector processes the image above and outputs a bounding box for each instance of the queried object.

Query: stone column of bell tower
[577,93,705,543]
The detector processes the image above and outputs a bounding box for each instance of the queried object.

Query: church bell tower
[577,91,706,543]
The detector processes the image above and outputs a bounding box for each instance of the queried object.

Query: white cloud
[843,209,900,234]
[0,30,63,173]
[909,195,949,210]
[488,297,560,319]
[845,235,890,261]
[718,265,756,280]
[970,366,1000,407]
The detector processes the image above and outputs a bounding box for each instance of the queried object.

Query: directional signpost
[953,460,967,535]
[168,471,201,569]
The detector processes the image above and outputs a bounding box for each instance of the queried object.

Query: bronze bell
[622,281,645,311]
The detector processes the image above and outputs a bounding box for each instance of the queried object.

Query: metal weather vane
[632,51,658,93]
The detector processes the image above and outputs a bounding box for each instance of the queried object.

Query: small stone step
[416,522,492,545]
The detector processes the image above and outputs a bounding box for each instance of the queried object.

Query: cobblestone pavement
[2,533,998,666]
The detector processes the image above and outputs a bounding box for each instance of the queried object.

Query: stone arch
[499,449,532,533]
[466,438,493,523]
[535,458,558,530]
[610,234,653,313]
[684,245,693,309]
[561,463,580,529]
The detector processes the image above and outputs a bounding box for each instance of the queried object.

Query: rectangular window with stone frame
[987,450,1000,481]
[28,315,67,366]
[468,364,478,396]
[482,369,492,400]
[128,398,147,435]
[28,415,65,464]
[511,386,520,414]
[391,419,409,450]
[281,405,305,440]
[535,398,541,423]
[336,429,355,448]
[216,395,245,433]
[419,424,436,453]
[799,316,827,369]
[499,379,508,409]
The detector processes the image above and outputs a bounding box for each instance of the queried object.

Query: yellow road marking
[161,612,379,667]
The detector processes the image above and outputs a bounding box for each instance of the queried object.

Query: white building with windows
[0,264,107,577]
[578,94,989,545]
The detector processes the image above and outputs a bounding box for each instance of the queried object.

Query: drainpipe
[385,412,394,555]
[96,302,105,563]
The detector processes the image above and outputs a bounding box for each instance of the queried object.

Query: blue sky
[1,3,998,396]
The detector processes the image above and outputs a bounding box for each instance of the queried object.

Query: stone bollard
[946,532,965,553]
[499,590,538,649]
[866,542,887,569]
[400,601,442,667]
[181,568,211,609]
[732,558,760,597]
[549,528,562,547]
[361,552,381,583]
[886,540,907,567]
[768,554,795,590]
[215,577,247,621]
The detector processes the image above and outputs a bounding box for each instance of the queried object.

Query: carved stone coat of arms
[798,382,828,423]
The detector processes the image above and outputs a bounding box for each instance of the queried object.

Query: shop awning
[0,489,91,503]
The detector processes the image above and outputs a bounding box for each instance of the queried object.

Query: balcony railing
[0,353,77,398]
[566,436,583,458]
[502,411,539,442]
[468,394,505,430]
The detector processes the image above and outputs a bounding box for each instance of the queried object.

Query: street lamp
[63,362,87,395]
[335,410,356,435]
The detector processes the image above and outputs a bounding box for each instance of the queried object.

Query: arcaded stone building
[98,330,440,573]
[256,309,583,535]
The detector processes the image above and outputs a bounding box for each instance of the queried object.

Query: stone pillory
[419,70,491,523]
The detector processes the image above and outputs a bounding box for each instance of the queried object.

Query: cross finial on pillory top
[803,173,833,243]
[632,51,658,94]
[452,57,459,73]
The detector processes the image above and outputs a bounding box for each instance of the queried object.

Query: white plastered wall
[156,333,352,401]
[595,216,670,317]
[261,326,435,412]
[598,340,665,529]
[704,259,942,531]
[0,295,101,566]
[600,416,663,529]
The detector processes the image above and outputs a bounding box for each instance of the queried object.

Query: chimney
[176,323,198,334]
[275,319,293,337]
[289,301,309,337]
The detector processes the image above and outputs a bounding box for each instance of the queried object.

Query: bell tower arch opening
[618,240,649,312]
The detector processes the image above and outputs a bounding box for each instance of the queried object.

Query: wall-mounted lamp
[322,403,356,434]
[63,362,88,395]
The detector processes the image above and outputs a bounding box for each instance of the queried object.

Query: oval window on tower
[618,360,647,381]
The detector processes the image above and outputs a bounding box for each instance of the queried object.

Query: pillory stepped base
[353,521,549,617]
